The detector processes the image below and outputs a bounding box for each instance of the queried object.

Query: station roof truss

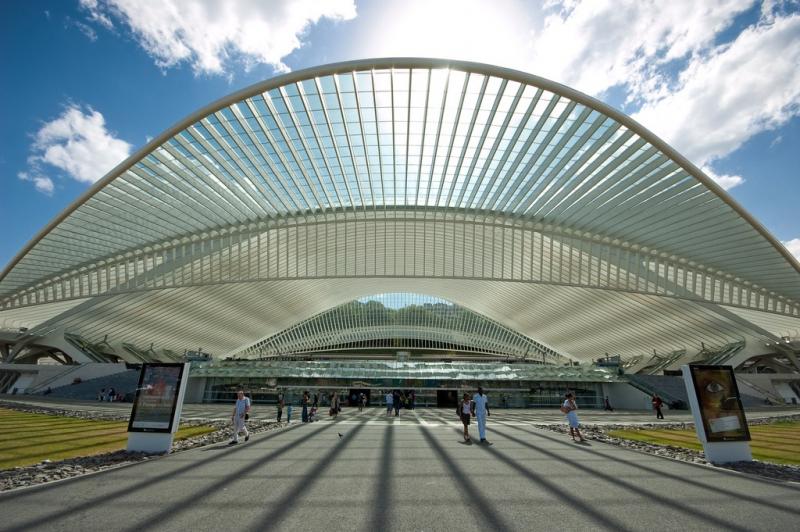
[232,292,567,362]
[1,58,799,363]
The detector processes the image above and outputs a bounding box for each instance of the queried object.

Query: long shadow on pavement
[489,426,751,532]
[122,417,359,532]
[508,424,800,517]
[1,421,310,530]
[244,414,371,531]
[367,423,393,531]
[419,426,513,531]
[438,425,630,532]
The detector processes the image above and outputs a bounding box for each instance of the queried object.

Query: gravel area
[0,401,287,492]
[536,414,800,484]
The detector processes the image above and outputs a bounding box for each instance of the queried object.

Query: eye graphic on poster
[128,363,186,433]
[688,365,750,442]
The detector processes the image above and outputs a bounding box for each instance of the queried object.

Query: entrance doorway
[436,389,459,408]
[349,388,371,406]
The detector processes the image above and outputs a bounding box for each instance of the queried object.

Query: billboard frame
[127,362,188,434]
[687,364,751,443]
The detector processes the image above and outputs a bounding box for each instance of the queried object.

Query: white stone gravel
[537,414,800,483]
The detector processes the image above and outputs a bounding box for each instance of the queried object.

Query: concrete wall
[0,362,130,394]
[0,363,73,393]
[44,363,130,390]
[602,382,658,410]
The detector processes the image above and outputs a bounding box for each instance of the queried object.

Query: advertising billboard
[688,365,751,442]
[128,363,187,433]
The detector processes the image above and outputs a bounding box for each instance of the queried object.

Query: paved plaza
[2,395,796,425]
[0,405,798,531]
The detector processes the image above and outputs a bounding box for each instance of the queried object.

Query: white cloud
[358,1,799,189]
[701,166,745,191]
[783,238,800,260]
[633,13,800,168]
[18,172,55,195]
[20,105,132,194]
[80,0,357,75]
[354,0,538,73]
[531,0,753,98]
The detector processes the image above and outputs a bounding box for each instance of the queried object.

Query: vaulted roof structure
[1,58,799,362]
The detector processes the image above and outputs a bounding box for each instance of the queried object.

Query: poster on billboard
[128,363,187,433]
[688,364,751,442]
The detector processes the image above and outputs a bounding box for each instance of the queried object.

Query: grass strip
[0,407,214,469]
[609,420,800,466]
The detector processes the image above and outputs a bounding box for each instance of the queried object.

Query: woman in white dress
[562,392,585,442]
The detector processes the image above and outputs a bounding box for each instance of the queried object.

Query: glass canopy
[232,292,566,362]
[1,59,798,364]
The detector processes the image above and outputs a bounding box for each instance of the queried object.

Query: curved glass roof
[233,292,566,362]
[1,59,798,363]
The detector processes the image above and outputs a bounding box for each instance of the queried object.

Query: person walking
[393,390,401,417]
[229,389,251,445]
[472,386,490,443]
[562,392,585,442]
[604,396,614,412]
[652,394,665,419]
[301,391,309,423]
[277,394,284,422]
[312,393,319,409]
[329,392,339,418]
[385,390,394,416]
[458,393,473,442]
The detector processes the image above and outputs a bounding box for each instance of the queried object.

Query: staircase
[628,373,767,409]
[626,375,689,408]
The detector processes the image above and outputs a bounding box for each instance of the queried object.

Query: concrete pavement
[0,406,798,531]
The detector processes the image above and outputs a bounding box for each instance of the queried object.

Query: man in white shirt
[472,386,490,443]
[230,390,251,444]
[385,391,393,416]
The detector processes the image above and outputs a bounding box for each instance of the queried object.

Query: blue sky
[2,0,799,271]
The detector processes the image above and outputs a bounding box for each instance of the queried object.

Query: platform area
[0,405,798,531]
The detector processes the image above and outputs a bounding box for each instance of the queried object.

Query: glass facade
[193,359,616,407]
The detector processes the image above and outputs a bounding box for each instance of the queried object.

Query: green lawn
[608,420,800,465]
[0,407,215,469]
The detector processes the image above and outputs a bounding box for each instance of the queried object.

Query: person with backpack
[458,393,473,442]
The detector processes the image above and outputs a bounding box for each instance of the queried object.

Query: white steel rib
[1,58,799,362]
